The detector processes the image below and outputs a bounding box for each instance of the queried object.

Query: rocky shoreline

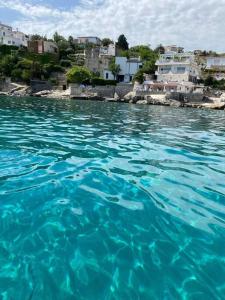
[1,87,225,111]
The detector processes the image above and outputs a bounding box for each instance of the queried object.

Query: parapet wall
[69,83,133,98]
[167,92,204,102]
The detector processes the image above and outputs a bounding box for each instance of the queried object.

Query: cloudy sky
[0,0,225,51]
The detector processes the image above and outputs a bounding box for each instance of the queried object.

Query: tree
[0,55,19,77]
[109,59,121,80]
[133,69,144,83]
[53,32,66,44]
[102,38,113,47]
[204,76,214,86]
[30,34,46,41]
[66,66,91,84]
[117,34,129,51]
[154,44,165,54]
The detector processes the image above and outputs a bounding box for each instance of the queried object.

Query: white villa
[0,22,28,47]
[104,57,143,83]
[155,51,199,83]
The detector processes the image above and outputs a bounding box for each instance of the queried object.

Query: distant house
[164,45,184,53]
[104,57,142,83]
[205,56,225,81]
[206,57,225,69]
[74,36,101,46]
[155,51,199,83]
[0,22,28,47]
[28,40,58,54]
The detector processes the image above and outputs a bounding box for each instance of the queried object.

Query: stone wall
[69,83,133,99]
[115,84,133,98]
[135,90,165,96]
[30,80,52,93]
[167,92,204,102]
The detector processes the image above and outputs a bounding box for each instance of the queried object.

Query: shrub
[21,69,31,83]
[60,59,72,67]
[66,66,91,84]
[0,45,18,55]
[11,68,23,81]
[91,77,117,86]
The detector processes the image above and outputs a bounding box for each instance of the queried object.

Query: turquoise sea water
[0,96,225,300]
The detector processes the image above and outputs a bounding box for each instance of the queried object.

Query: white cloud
[1,0,225,51]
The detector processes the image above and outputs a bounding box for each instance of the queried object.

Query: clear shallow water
[0,96,225,300]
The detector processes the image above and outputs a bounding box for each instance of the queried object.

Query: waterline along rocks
[1,22,225,110]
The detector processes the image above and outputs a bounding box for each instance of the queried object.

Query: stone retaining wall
[69,83,133,98]
[167,92,204,102]
[30,80,52,93]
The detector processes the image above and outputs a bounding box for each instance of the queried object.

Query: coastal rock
[201,102,225,110]
[136,100,148,105]
[114,92,120,101]
[124,91,135,101]
[170,100,183,107]
[34,90,52,97]
[0,92,8,96]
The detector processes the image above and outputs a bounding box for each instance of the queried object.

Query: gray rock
[136,100,148,105]
[34,90,51,96]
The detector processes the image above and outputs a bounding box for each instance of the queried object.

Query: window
[106,73,109,79]
[160,67,171,74]
[3,32,5,36]
[176,67,186,74]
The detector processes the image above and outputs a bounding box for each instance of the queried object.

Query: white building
[100,44,116,56]
[74,36,101,45]
[205,56,225,81]
[164,45,184,53]
[104,57,142,83]
[0,23,28,47]
[155,52,199,83]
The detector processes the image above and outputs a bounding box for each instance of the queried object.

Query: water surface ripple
[0,97,225,299]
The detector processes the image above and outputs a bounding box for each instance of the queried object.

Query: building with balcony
[0,22,28,47]
[205,56,225,81]
[164,45,184,53]
[155,52,199,83]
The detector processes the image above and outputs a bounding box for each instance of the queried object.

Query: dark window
[106,73,109,79]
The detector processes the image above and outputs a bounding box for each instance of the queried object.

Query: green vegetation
[91,78,117,86]
[66,66,92,84]
[204,76,225,90]
[101,38,114,47]
[109,58,121,79]
[117,34,129,51]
